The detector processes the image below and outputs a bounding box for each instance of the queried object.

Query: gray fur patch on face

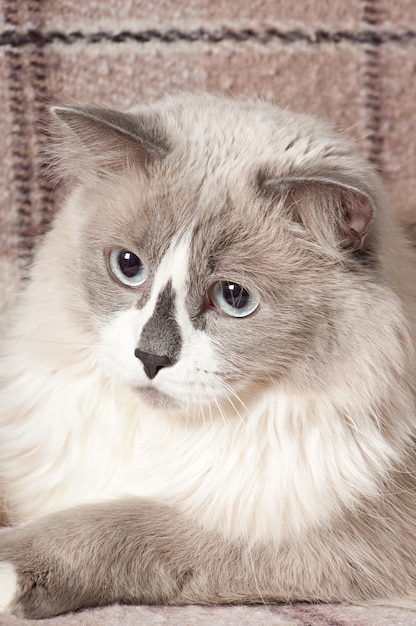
[137,281,182,364]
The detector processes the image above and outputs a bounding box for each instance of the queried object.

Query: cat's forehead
[90,148,276,254]
[128,173,282,274]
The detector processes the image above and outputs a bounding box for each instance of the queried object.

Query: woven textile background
[1,0,416,268]
[1,1,416,625]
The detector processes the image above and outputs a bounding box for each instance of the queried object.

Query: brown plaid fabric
[1,0,416,270]
[1,2,416,624]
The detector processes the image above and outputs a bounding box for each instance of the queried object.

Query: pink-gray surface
[1,0,416,270]
[1,0,416,624]
[1,603,416,626]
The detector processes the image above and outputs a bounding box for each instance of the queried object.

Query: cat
[0,93,416,619]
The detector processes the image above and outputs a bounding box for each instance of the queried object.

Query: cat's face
[77,174,326,413]
[51,95,381,414]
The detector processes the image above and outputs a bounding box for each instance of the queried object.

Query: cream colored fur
[0,95,415,617]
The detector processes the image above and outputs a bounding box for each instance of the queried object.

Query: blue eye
[210,281,259,318]
[109,249,147,287]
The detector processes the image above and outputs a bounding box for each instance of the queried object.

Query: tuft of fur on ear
[263,177,374,252]
[49,105,171,183]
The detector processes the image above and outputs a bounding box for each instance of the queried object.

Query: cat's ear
[262,177,374,251]
[50,104,170,180]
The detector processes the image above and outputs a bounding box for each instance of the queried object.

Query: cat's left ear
[263,177,374,251]
[50,104,170,179]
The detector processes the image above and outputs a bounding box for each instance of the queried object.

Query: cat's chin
[134,385,180,411]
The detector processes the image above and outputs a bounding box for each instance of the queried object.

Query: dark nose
[134,349,174,380]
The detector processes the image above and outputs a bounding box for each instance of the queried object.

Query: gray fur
[4,483,416,619]
[1,93,416,618]
[136,281,182,377]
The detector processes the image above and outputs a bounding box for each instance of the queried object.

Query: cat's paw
[0,517,93,619]
[0,561,19,614]
[0,526,61,619]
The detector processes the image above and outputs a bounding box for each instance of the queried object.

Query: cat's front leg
[0,498,220,619]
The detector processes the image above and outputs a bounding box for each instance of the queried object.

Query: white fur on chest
[0,349,395,544]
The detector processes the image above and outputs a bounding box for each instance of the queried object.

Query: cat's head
[48,94,396,415]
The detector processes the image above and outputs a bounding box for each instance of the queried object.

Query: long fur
[0,93,415,618]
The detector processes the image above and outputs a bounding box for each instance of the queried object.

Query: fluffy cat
[0,93,415,619]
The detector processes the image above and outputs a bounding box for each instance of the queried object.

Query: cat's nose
[134,349,174,380]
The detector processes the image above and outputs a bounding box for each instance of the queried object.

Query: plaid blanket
[1,0,416,623]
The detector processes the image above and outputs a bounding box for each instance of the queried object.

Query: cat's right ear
[50,105,171,181]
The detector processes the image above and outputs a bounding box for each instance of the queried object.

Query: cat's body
[0,93,416,618]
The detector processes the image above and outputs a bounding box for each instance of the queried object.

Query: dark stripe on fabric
[4,46,34,267]
[361,0,384,174]
[3,0,54,268]
[1,28,416,47]
[27,0,55,234]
